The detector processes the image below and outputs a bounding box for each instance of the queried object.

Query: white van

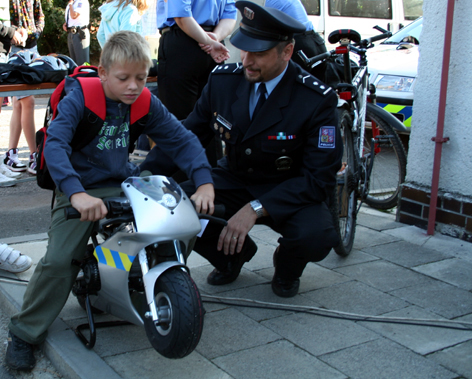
[301,0,423,45]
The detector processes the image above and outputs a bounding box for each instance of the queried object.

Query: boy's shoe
[3,148,27,172]
[0,163,22,178]
[0,171,16,187]
[0,243,32,273]
[5,332,36,371]
[27,152,37,175]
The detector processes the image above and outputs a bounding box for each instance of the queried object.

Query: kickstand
[74,294,132,349]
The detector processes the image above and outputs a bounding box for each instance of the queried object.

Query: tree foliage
[38,0,102,65]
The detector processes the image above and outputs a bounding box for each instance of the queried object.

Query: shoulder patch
[296,74,333,96]
[211,63,244,75]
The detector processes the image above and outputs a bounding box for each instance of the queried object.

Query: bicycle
[298,26,408,255]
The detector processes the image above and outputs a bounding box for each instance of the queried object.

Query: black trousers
[292,30,328,82]
[157,27,217,121]
[181,181,339,280]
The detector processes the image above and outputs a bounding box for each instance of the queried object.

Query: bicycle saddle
[328,29,361,44]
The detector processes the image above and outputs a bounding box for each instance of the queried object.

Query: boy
[6,31,215,371]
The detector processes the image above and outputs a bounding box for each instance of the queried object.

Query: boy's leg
[8,187,122,345]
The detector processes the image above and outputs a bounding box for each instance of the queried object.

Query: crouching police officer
[141,0,342,297]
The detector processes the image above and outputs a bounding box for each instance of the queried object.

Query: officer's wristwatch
[250,200,264,219]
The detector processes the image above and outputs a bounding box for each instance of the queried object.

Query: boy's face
[98,61,148,104]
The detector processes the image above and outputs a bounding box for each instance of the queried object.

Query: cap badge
[244,7,254,20]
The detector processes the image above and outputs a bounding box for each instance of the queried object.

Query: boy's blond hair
[100,31,153,71]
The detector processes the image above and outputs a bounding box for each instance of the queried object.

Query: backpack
[36,65,151,190]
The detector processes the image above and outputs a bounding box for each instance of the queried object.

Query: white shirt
[65,0,90,27]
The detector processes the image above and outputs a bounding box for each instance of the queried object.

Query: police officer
[156,0,237,121]
[265,0,328,81]
[143,0,342,297]
[63,0,90,65]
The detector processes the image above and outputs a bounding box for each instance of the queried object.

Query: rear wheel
[143,268,204,359]
[364,103,407,209]
[334,108,358,256]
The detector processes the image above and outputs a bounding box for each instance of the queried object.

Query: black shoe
[5,332,36,371]
[271,274,300,298]
[207,236,258,286]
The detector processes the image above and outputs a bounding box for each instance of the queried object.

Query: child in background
[97,0,148,48]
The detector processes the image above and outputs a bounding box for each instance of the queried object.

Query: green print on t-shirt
[96,120,130,151]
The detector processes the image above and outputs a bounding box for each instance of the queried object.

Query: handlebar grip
[213,204,226,218]
[368,31,392,44]
[297,50,332,68]
[64,207,81,219]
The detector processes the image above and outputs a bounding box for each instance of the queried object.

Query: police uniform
[265,0,328,81]
[65,0,90,65]
[157,0,237,121]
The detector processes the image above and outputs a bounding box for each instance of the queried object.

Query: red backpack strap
[130,87,151,124]
[76,77,106,121]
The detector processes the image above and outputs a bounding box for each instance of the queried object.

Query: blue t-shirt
[157,0,236,29]
[265,0,313,31]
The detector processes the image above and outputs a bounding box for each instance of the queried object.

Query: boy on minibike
[5,30,215,371]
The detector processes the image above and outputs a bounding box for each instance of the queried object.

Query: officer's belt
[67,25,88,34]
[160,24,215,35]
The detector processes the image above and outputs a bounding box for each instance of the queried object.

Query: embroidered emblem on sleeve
[319,126,336,148]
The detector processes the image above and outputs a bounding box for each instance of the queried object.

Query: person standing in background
[2,0,44,176]
[156,0,237,121]
[63,0,90,65]
[97,0,148,48]
[265,0,328,81]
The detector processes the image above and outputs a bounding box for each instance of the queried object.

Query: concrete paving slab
[413,258,472,290]
[429,339,472,379]
[213,339,347,379]
[357,212,402,231]
[195,307,280,360]
[384,225,472,262]
[390,280,472,319]
[257,261,351,294]
[207,283,321,322]
[302,280,408,316]
[361,305,472,355]
[363,240,452,268]
[352,225,400,250]
[261,312,380,356]
[319,338,457,379]
[318,248,379,269]
[106,349,232,379]
[334,260,434,292]
[428,314,472,378]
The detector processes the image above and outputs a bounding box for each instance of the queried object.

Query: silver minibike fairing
[87,175,202,326]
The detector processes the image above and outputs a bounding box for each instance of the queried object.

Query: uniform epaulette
[211,63,244,74]
[296,73,333,96]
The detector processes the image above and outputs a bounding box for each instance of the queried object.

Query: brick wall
[397,184,472,242]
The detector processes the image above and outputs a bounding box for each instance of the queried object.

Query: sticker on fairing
[318,126,336,148]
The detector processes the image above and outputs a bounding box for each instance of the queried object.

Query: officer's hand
[218,203,256,255]
[70,192,108,222]
[190,183,215,215]
[62,23,67,32]
[209,40,230,63]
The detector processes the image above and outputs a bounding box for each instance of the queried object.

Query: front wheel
[143,268,204,359]
[364,103,407,210]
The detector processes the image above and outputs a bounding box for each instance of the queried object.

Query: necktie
[252,83,267,119]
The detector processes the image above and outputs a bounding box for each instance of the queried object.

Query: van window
[403,0,423,20]
[328,0,392,19]
[300,0,320,16]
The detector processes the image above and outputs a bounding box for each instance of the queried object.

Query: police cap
[230,1,305,52]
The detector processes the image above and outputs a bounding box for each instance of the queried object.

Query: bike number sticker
[319,126,336,148]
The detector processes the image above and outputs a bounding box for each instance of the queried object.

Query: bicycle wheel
[334,108,358,256]
[364,103,407,210]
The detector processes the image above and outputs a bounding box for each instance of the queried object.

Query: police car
[367,17,422,130]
